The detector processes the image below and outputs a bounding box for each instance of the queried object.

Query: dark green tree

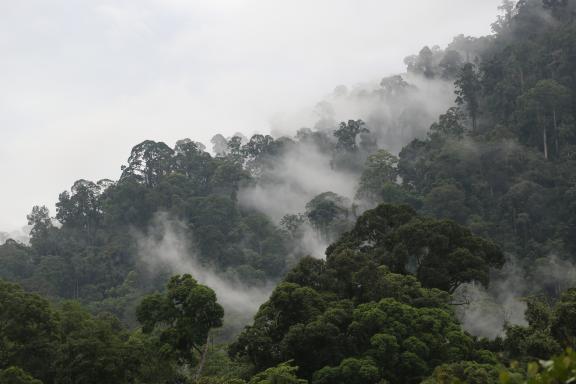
[249,362,308,384]
[356,150,399,202]
[0,280,58,383]
[429,107,466,139]
[0,367,43,384]
[136,274,224,366]
[333,120,369,152]
[305,192,350,241]
[120,140,174,187]
[329,204,504,293]
[455,63,482,131]
[518,79,572,159]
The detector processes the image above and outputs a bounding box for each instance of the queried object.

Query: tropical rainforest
[2,0,576,383]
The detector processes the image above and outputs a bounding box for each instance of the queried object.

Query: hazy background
[0,0,502,231]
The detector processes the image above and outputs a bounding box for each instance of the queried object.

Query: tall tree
[26,205,54,254]
[455,63,482,132]
[518,79,572,159]
[136,274,224,367]
[356,150,399,202]
[305,192,350,242]
[120,140,174,187]
[333,120,369,152]
[56,179,104,241]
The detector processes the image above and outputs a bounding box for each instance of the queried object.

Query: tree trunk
[553,108,559,157]
[523,222,528,251]
[539,111,548,160]
[543,125,549,160]
[193,336,210,382]
[512,206,517,236]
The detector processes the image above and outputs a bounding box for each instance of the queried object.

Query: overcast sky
[0,0,503,231]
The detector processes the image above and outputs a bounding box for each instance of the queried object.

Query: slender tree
[455,63,482,132]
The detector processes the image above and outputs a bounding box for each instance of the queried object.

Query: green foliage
[305,192,351,242]
[504,290,576,362]
[334,120,369,152]
[0,279,175,384]
[429,107,467,140]
[249,362,308,384]
[0,367,43,384]
[120,140,175,188]
[199,344,253,382]
[136,274,224,365]
[356,150,399,202]
[329,204,504,293]
[0,280,58,382]
[26,205,54,254]
[455,63,482,131]
[518,80,572,159]
[54,302,141,384]
[3,134,296,329]
[500,349,576,384]
[231,205,498,383]
[313,357,379,384]
[552,289,576,347]
[4,2,576,383]
[390,0,576,269]
[423,361,501,384]
[195,378,246,384]
[332,120,373,172]
[0,239,35,281]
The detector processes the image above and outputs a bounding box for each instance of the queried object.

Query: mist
[455,257,529,340]
[456,254,576,339]
[0,226,30,245]
[0,0,503,232]
[271,73,455,155]
[5,1,576,382]
[135,212,274,338]
[237,70,456,259]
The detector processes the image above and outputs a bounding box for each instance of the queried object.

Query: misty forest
[4,1,576,383]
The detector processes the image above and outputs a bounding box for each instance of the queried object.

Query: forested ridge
[2,0,576,383]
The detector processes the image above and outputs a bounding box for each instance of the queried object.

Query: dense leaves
[231,204,501,383]
[0,279,175,384]
[136,274,224,365]
[328,205,504,293]
[2,1,576,383]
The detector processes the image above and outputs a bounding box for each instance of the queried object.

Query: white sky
[0,0,503,231]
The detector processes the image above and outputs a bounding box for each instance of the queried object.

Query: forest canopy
[2,0,576,383]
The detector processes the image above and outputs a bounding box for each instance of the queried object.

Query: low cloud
[456,254,576,339]
[135,212,274,338]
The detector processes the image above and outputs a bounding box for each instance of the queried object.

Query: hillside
[1,1,576,383]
